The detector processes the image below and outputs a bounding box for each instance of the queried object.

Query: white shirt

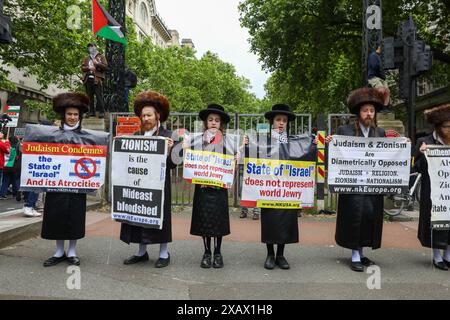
[63,121,80,131]
[359,123,370,138]
[144,122,159,136]
[433,131,445,145]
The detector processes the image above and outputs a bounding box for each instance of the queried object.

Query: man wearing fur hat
[120,90,176,268]
[42,92,90,267]
[415,103,450,270]
[328,87,386,272]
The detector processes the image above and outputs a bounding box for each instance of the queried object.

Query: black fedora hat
[199,104,230,124]
[264,104,295,122]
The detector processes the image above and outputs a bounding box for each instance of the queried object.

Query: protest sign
[241,134,316,209]
[182,133,239,189]
[328,135,411,194]
[20,124,108,193]
[426,146,450,230]
[112,136,168,229]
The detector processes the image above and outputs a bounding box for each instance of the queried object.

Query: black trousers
[85,79,105,114]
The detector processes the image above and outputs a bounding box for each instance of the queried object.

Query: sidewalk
[1,207,448,300]
[0,196,103,249]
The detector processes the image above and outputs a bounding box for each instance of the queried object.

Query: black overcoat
[334,124,386,250]
[42,126,87,240]
[414,133,450,249]
[190,132,231,237]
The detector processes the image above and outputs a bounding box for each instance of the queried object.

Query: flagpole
[91,0,94,34]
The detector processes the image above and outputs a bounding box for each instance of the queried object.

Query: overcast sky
[155,0,270,99]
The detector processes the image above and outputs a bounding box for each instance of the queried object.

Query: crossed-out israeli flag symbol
[69,159,101,178]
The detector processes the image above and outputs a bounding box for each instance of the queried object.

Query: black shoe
[155,253,170,268]
[350,261,364,272]
[98,112,105,119]
[252,213,259,220]
[264,255,275,270]
[360,257,375,267]
[443,259,450,268]
[275,256,290,269]
[433,260,448,271]
[85,113,90,119]
[213,253,224,268]
[240,211,247,218]
[67,256,80,266]
[201,253,212,268]
[15,192,21,202]
[88,112,96,118]
[123,252,149,265]
[43,254,67,267]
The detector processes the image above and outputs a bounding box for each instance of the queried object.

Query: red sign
[74,158,97,179]
[117,116,140,126]
[116,125,141,136]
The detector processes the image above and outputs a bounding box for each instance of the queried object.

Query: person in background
[415,103,450,271]
[81,43,108,118]
[0,131,11,198]
[0,135,20,200]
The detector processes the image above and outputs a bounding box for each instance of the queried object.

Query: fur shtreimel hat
[264,104,295,122]
[198,104,231,124]
[347,87,384,115]
[133,90,170,122]
[52,92,89,114]
[424,103,450,125]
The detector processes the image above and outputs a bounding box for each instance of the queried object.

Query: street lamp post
[362,0,383,85]
[103,0,127,113]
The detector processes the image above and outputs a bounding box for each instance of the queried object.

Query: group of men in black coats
[37,86,450,273]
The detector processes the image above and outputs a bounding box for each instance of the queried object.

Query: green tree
[0,1,260,117]
[239,0,450,114]
[1,0,95,90]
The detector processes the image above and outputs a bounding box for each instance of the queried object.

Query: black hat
[264,104,295,122]
[199,104,230,124]
[52,92,89,114]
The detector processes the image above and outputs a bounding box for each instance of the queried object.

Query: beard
[360,117,376,128]
[141,121,156,132]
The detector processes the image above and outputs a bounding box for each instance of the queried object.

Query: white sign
[241,157,316,209]
[426,146,450,230]
[111,136,168,229]
[183,149,235,189]
[328,135,411,194]
[20,142,107,193]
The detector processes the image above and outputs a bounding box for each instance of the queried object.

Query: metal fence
[326,114,357,210]
[108,112,312,207]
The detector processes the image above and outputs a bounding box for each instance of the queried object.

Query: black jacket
[335,123,386,250]
[42,126,87,240]
[414,133,450,249]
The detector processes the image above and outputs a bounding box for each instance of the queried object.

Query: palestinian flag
[92,0,127,47]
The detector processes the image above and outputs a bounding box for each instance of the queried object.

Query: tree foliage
[239,0,450,115]
[0,0,259,116]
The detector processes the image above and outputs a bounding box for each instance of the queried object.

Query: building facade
[126,0,194,49]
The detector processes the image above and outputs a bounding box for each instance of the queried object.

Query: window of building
[140,2,149,27]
